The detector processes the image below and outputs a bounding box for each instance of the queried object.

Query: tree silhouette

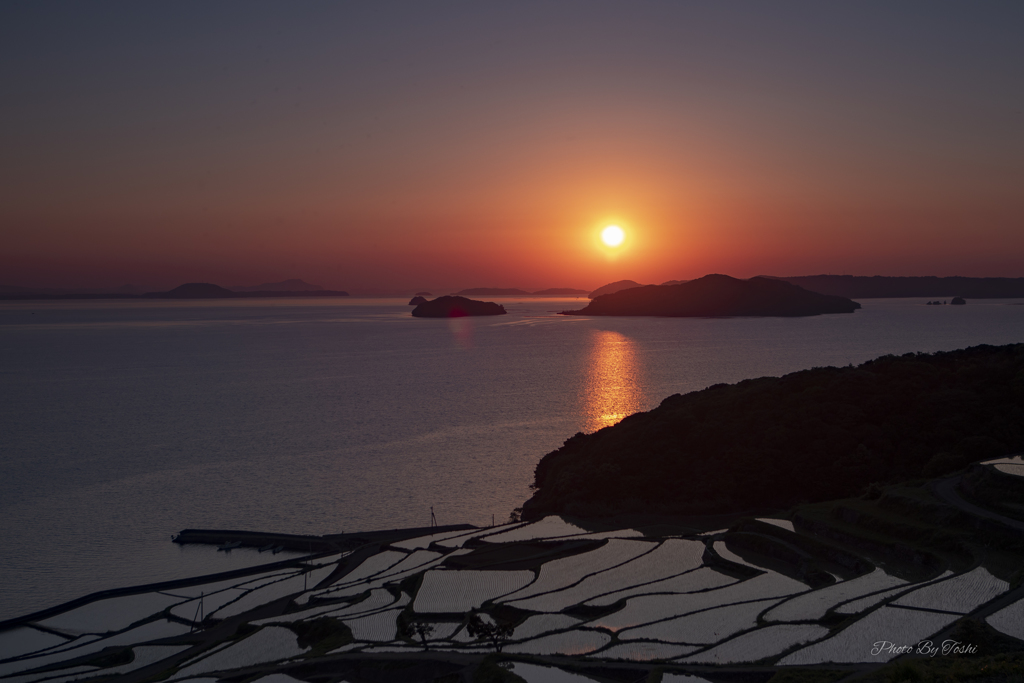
[466,614,515,653]
[400,619,435,651]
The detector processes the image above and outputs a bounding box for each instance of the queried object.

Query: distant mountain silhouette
[145,283,237,299]
[454,287,532,296]
[660,279,690,286]
[772,275,1024,299]
[588,279,646,298]
[411,295,507,317]
[409,296,428,305]
[568,274,859,317]
[415,291,433,296]
[229,279,324,292]
[0,283,148,296]
[532,288,589,296]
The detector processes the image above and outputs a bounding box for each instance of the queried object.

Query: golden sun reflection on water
[583,329,644,432]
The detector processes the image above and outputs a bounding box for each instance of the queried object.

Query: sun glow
[601,225,625,247]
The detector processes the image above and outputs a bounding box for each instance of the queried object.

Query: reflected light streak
[583,330,644,432]
[448,315,474,348]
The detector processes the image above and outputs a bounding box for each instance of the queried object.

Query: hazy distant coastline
[6,274,1024,302]
[0,280,348,301]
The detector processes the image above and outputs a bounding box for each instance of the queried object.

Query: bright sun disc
[601,225,625,247]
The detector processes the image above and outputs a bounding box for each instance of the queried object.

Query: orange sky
[2,3,1023,292]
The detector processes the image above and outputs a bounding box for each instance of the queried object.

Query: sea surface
[1,295,1023,621]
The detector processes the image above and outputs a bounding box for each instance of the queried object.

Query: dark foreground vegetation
[564,274,860,318]
[521,343,1024,520]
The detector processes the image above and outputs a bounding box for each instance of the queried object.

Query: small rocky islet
[410,295,507,317]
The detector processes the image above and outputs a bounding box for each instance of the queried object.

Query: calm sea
[1,295,1022,620]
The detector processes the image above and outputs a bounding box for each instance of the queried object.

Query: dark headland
[411,295,506,317]
[520,343,1024,521]
[565,274,859,317]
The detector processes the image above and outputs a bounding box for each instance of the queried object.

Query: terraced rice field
[37,593,184,634]
[500,540,653,603]
[618,598,781,644]
[994,463,1024,476]
[391,524,522,550]
[414,569,534,612]
[213,567,336,618]
[593,571,807,631]
[508,662,599,682]
[711,541,760,568]
[585,567,737,607]
[0,627,67,660]
[892,567,1008,613]
[344,608,404,642]
[503,629,611,655]
[1,514,1019,683]
[169,627,307,679]
[756,518,795,532]
[682,624,828,663]
[512,614,583,640]
[509,540,707,612]
[764,568,907,622]
[778,607,959,664]
[986,597,1024,640]
[479,517,589,544]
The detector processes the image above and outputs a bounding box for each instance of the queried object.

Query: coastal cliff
[520,343,1024,520]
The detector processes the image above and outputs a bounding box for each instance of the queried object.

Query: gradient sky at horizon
[2,2,1023,292]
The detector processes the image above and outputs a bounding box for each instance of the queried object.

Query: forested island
[411,295,507,317]
[565,274,859,318]
[521,343,1024,520]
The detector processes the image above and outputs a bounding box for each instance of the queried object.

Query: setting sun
[601,225,625,247]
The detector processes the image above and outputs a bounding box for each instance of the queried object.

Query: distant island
[0,282,349,300]
[531,287,589,296]
[411,295,506,317]
[454,287,532,296]
[408,296,428,305]
[565,274,860,317]
[520,342,1024,521]
[774,275,1024,299]
[581,274,1024,300]
[453,287,588,297]
[144,283,349,299]
[228,278,324,292]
